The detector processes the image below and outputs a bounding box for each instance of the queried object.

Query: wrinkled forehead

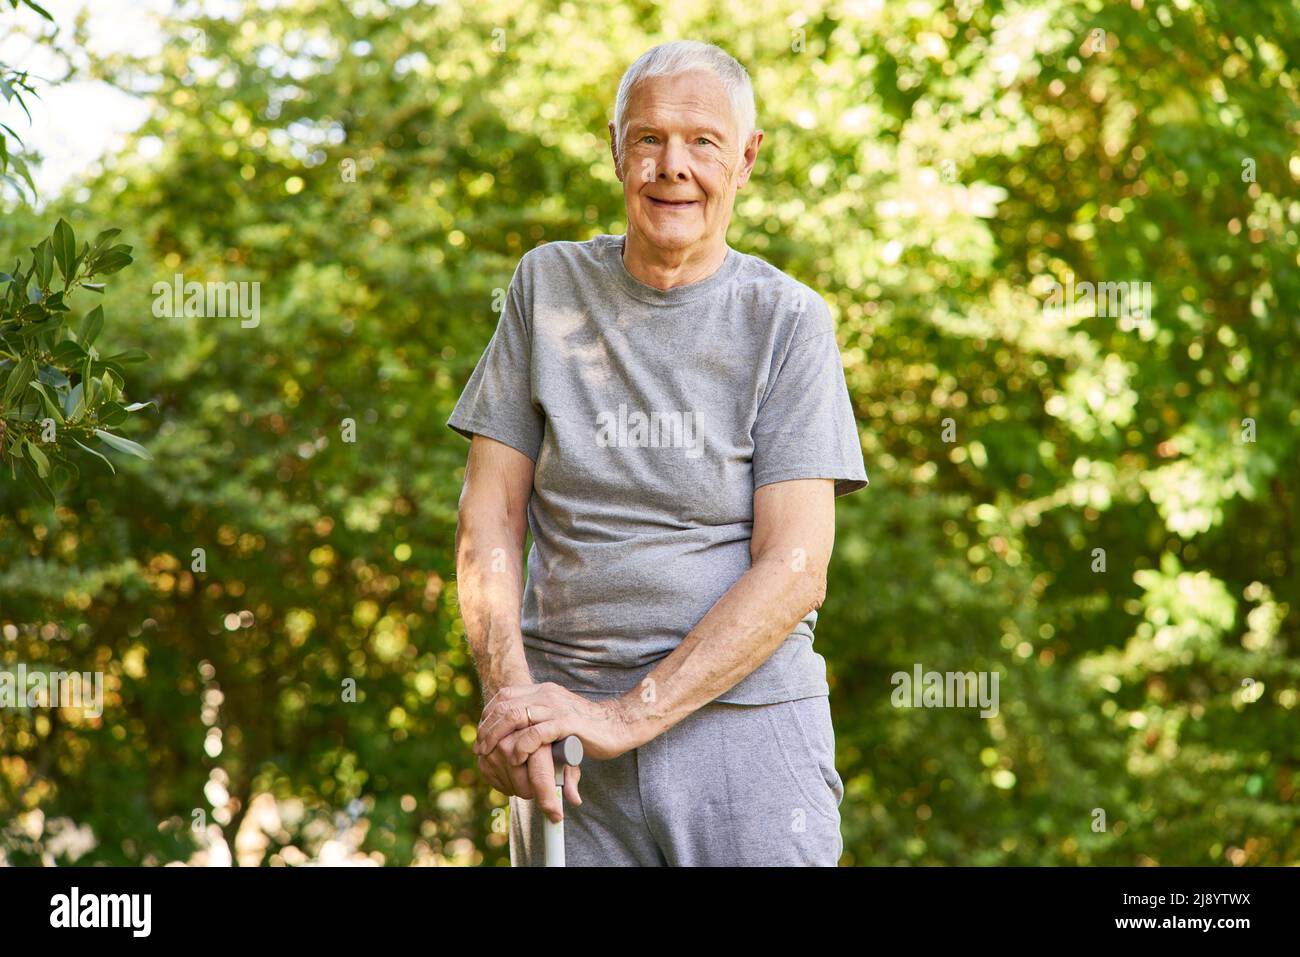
[624,70,739,138]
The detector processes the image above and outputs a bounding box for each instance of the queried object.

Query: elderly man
[449,40,868,866]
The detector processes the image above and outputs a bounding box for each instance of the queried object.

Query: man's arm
[455,434,535,702]
[458,434,584,821]
[611,477,837,741]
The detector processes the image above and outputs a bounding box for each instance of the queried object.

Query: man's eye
[696,137,713,145]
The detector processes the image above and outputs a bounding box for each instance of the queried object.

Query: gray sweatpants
[509,694,845,866]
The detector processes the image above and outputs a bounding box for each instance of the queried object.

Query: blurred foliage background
[1,0,1298,866]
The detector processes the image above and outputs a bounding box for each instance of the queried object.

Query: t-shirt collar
[601,233,740,306]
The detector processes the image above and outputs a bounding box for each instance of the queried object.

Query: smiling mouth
[648,197,698,209]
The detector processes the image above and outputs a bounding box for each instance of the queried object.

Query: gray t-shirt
[448,233,867,705]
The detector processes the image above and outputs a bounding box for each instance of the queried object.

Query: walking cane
[543,735,584,866]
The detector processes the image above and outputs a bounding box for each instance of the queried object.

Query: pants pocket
[764,695,842,825]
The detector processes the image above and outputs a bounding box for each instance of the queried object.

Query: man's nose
[658,137,691,181]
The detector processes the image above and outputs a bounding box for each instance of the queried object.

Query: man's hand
[478,740,582,824]
[477,740,534,799]
[474,681,647,765]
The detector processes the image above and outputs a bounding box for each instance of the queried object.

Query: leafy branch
[0,0,55,197]
[0,218,153,505]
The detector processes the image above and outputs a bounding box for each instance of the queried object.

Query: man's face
[610,70,760,256]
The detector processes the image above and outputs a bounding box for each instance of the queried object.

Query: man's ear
[608,121,623,182]
[736,129,764,189]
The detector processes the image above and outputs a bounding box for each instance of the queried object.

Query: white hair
[611,40,756,167]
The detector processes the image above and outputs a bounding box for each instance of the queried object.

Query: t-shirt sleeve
[446,258,545,462]
[751,300,868,498]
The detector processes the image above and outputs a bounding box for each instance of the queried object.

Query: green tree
[2,0,1296,866]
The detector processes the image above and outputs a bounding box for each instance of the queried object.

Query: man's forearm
[470,616,533,703]
[613,553,825,743]
[455,515,532,703]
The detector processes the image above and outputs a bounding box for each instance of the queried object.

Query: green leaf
[98,400,127,427]
[64,381,83,419]
[53,218,76,283]
[35,365,69,389]
[50,339,87,365]
[23,1,56,22]
[100,370,119,403]
[27,380,64,424]
[32,238,53,288]
[17,316,58,341]
[92,252,133,276]
[73,437,115,475]
[6,152,34,193]
[24,438,50,478]
[2,354,34,406]
[90,244,134,277]
[82,352,95,401]
[91,228,122,251]
[75,241,91,276]
[93,428,152,460]
[80,305,105,347]
[102,348,149,364]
